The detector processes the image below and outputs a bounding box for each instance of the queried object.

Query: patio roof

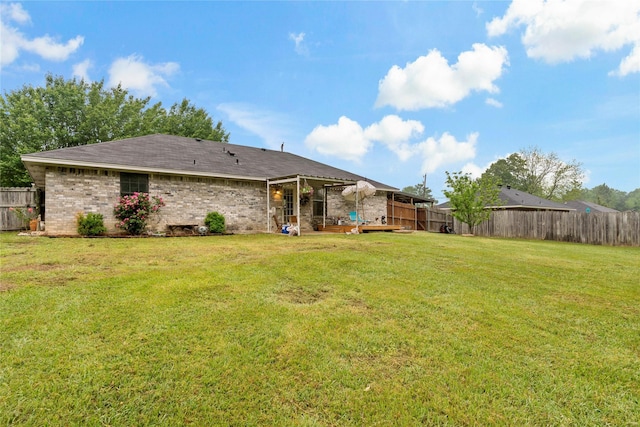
[390,191,435,205]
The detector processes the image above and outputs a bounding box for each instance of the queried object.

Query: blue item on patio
[349,211,365,223]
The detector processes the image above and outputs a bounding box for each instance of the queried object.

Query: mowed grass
[0,232,638,426]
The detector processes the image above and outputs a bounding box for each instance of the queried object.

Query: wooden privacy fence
[454,210,640,246]
[0,187,38,231]
[387,200,453,232]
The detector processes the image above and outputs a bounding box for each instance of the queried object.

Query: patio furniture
[272,215,282,232]
[349,211,367,224]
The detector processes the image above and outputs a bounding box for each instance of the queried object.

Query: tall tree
[624,189,640,212]
[443,171,501,234]
[518,146,584,200]
[1,74,230,187]
[161,98,228,141]
[481,153,528,190]
[581,183,628,211]
[481,147,584,201]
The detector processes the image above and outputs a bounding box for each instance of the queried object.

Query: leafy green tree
[402,174,436,203]
[481,153,528,190]
[624,189,640,212]
[581,183,630,211]
[518,146,584,200]
[1,74,230,187]
[161,99,228,141]
[481,147,584,201]
[443,171,501,234]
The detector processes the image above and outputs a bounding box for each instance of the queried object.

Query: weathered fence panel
[420,206,454,232]
[387,200,453,232]
[387,200,417,229]
[454,210,640,246]
[0,187,38,231]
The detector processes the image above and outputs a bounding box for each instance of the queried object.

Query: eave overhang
[21,155,267,188]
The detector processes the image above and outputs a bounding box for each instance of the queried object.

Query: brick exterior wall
[44,167,269,235]
[325,190,388,224]
[43,167,390,235]
[151,174,267,233]
[44,168,120,235]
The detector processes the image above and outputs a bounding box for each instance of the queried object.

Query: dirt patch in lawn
[277,286,332,305]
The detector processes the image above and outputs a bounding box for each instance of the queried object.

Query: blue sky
[1,1,639,199]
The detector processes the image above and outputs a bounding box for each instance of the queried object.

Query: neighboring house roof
[563,200,619,213]
[21,134,397,191]
[437,186,575,212]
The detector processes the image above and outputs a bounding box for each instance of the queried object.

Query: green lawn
[1,232,638,426]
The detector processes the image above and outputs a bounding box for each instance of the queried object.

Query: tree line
[403,147,639,212]
[1,75,229,187]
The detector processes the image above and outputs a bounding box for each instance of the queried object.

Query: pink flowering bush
[113,192,165,235]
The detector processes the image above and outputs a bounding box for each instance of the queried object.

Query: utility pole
[421,174,427,198]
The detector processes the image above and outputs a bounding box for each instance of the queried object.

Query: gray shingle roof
[437,186,574,211]
[22,134,396,190]
[563,200,619,213]
[498,186,572,210]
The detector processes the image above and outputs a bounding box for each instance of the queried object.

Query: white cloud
[487,0,640,76]
[485,97,503,108]
[472,2,484,17]
[289,32,309,56]
[72,59,92,81]
[375,43,509,110]
[364,115,424,161]
[0,2,83,67]
[461,162,486,179]
[2,3,30,24]
[22,34,84,61]
[17,62,39,73]
[305,115,479,174]
[415,132,478,174]
[459,154,509,179]
[1,24,24,65]
[217,103,295,149]
[305,116,371,162]
[610,44,640,77]
[107,55,179,97]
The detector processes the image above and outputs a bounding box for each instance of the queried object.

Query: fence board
[453,210,640,246]
[0,187,38,231]
[387,200,453,232]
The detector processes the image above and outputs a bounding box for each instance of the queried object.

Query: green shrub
[76,212,107,236]
[204,211,225,234]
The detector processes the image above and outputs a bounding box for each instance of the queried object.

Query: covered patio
[266,174,397,236]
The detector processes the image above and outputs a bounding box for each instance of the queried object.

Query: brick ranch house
[21,134,420,236]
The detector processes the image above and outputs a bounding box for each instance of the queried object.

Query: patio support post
[355,186,359,233]
[296,176,301,236]
[323,184,327,229]
[392,192,396,225]
[266,180,271,233]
